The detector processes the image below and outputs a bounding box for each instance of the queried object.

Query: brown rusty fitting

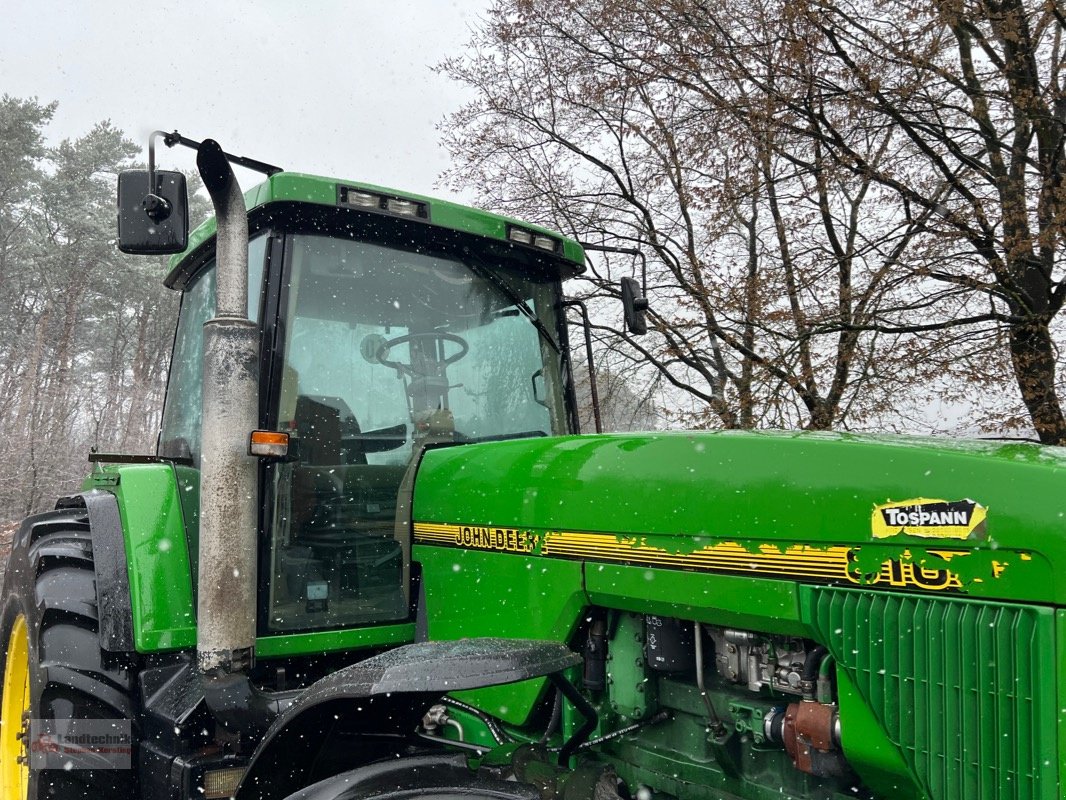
[782,700,839,775]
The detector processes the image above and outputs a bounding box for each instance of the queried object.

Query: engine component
[607,614,656,721]
[584,614,608,690]
[644,615,694,672]
[710,628,811,696]
[765,701,847,778]
[693,622,731,743]
[421,704,453,736]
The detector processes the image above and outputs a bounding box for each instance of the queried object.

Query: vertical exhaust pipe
[195,139,259,681]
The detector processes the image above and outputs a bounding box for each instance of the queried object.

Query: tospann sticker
[872,498,987,540]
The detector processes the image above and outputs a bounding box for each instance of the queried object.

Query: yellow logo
[872,498,986,540]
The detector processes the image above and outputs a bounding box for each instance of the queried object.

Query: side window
[159,235,268,464]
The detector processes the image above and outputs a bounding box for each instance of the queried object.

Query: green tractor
[1,134,1063,800]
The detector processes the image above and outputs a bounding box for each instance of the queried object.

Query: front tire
[280,755,541,800]
[0,506,138,800]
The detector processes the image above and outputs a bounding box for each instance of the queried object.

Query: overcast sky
[2,1,489,199]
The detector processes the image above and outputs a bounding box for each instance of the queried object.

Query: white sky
[2,0,489,199]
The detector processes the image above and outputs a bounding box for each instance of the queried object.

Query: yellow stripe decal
[413,523,966,592]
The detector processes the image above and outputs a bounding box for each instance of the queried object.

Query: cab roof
[168,171,586,276]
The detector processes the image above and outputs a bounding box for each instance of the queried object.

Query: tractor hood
[411,430,1066,605]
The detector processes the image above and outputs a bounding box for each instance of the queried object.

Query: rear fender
[74,491,135,652]
[21,492,134,653]
[236,638,580,800]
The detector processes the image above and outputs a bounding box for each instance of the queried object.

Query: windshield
[265,233,569,633]
[277,234,568,448]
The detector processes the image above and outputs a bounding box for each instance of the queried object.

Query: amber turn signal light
[249,430,289,458]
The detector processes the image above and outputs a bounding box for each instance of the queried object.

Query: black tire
[0,505,138,800]
[280,755,541,800]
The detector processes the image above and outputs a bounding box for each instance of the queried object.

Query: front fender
[236,638,580,800]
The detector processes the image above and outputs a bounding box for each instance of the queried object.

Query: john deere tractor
[1,134,1063,800]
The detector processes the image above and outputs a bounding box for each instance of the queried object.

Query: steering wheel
[375,332,469,376]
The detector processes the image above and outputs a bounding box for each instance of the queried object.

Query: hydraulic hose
[816,653,836,704]
[538,689,563,745]
[693,622,729,741]
[802,646,829,684]
[802,646,829,701]
[441,697,511,745]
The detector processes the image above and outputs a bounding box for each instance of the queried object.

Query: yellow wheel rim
[1,614,30,799]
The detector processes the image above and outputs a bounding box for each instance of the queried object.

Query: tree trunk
[1007,318,1066,444]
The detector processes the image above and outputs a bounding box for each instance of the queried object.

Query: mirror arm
[138,130,175,223]
[153,129,284,177]
[146,130,168,196]
[561,299,602,434]
[580,242,648,297]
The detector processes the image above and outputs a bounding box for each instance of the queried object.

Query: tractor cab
[148,169,583,640]
[7,134,666,800]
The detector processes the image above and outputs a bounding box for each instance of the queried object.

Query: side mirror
[531,368,549,408]
[621,276,649,335]
[116,170,189,254]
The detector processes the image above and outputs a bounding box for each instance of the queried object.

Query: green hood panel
[87,463,197,652]
[412,431,1066,604]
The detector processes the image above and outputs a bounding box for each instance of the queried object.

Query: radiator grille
[806,588,1057,800]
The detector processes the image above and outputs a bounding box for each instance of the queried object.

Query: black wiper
[464,255,560,353]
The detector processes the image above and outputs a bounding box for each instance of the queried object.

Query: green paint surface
[413,431,1065,603]
[414,546,586,725]
[413,430,1066,798]
[585,563,804,636]
[1058,610,1066,800]
[833,669,920,797]
[804,586,1058,800]
[89,463,197,651]
[170,172,585,271]
[254,623,414,658]
[89,462,415,657]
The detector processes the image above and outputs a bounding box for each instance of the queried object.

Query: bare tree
[637,0,1066,441]
[0,99,185,522]
[439,0,962,433]
[441,0,1066,440]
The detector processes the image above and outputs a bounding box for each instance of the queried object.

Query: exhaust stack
[195,139,259,679]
